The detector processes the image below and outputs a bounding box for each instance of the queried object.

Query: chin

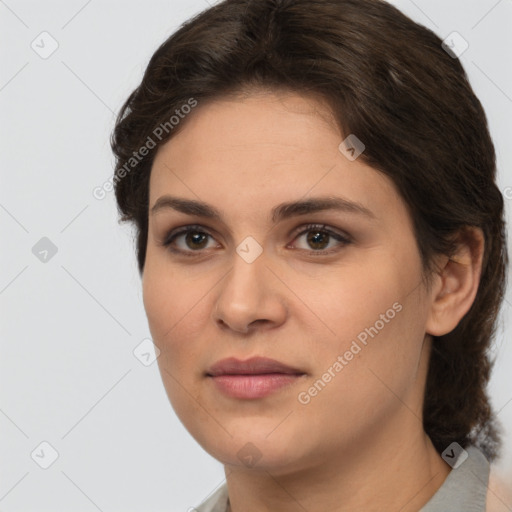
[191,424,310,472]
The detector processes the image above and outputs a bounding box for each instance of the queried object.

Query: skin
[142,88,485,512]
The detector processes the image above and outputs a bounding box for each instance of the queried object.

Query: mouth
[206,356,307,399]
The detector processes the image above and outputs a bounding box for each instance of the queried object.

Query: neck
[224,414,451,512]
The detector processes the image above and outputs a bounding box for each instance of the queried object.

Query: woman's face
[143,90,439,472]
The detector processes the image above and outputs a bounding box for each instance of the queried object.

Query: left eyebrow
[270,196,376,223]
[149,195,377,223]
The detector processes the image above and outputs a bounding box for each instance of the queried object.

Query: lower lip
[208,373,304,399]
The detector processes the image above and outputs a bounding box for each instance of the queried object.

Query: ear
[425,226,485,337]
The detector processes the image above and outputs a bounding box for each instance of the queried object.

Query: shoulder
[194,483,229,512]
[486,466,512,512]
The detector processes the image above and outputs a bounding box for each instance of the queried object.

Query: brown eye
[306,230,330,250]
[162,225,218,256]
[183,231,209,250]
[289,224,352,255]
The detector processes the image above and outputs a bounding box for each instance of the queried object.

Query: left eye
[290,224,352,254]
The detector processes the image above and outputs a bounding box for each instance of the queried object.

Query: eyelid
[288,223,352,243]
[162,224,217,243]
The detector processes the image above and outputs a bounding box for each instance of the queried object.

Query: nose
[212,250,288,334]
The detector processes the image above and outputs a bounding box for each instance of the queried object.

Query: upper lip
[206,357,305,376]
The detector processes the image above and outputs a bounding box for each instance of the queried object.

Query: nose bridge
[213,243,286,332]
[220,246,267,310]
[222,231,267,292]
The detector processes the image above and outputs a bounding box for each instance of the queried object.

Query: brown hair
[110,0,509,461]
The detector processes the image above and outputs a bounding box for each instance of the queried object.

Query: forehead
[149,91,408,227]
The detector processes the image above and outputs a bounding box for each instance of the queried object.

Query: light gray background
[1,1,511,510]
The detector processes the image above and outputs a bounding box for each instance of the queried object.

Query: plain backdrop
[1,0,511,510]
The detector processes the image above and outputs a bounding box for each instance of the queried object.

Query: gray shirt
[194,446,490,512]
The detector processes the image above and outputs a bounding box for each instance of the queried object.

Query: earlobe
[425,227,485,337]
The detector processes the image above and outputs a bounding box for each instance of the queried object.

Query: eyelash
[160,223,353,258]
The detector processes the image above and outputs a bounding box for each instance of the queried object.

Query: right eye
[161,225,220,256]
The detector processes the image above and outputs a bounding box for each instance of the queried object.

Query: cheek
[142,270,173,341]
[143,250,191,333]
[142,259,187,355]
[300,257,408,347]
[301,252,427,396]
[142,263,211,421]
[142,259,212,372]
[292,299,427,448]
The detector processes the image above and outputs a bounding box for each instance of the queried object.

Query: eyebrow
[150,195,376,223]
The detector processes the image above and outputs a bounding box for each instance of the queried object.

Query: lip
[207,356,304,376]
[206,357,306,399]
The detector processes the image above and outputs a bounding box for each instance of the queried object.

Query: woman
[110,0,509,510]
